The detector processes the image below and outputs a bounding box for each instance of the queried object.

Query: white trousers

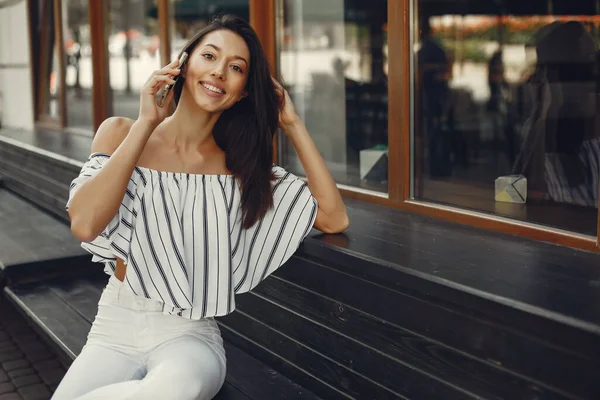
[51,275,227,400]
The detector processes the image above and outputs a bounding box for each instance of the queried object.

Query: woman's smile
[199,81,226,97]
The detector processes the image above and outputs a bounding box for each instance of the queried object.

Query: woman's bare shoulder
[90,117,135,156]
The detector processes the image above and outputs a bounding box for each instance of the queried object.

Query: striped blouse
[66,153,318,319]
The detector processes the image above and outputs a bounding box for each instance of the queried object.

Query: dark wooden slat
[0,189,85,269]
[2,179,70,224]
[276,257,600,400]
[235,290,490,400]
[214,384,253,400]
[219,322,349,400]
[0,128,93,164]
[220,309,403,400]
[4,256,101,288]
[252,276,571,400]
[49,279,105,324]
[0,157,70,201]
[0,143,78,186]
[4,285,89,361]
[223,341,321,400]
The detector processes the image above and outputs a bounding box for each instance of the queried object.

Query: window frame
[31,0,63,129]
[250,0,278,162]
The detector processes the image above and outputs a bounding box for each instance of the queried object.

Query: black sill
[301,197,600,331]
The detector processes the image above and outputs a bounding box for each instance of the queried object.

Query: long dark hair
[173,14,281,229]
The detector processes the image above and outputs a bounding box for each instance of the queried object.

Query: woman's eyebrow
[204,43,248,65]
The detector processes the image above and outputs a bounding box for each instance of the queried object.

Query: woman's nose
[211,66,225,80]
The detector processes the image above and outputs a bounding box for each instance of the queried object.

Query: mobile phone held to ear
[156,52,188,108]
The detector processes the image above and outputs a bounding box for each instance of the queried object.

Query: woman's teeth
[202,83,224,94]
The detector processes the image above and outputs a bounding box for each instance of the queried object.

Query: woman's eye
[202,53,215,60]
[232,65,243,73]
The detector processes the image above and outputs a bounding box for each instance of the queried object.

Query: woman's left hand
[272,78,301,130]
[270,81,348,234]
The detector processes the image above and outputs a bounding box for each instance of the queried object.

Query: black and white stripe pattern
[66,153,318,319]
[545,136,600,207]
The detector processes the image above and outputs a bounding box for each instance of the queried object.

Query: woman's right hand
[139,59,182,125]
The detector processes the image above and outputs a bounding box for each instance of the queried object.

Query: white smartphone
[156,52,189,108]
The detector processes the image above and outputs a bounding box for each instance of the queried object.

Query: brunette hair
[173,14,281,229]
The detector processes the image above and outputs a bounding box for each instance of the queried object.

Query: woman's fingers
[146,75,177,93]
[144,62,181,85]
[152,74,177,85]
[271,77,283,91]
[160,59,180,72]
[150,69,180,82]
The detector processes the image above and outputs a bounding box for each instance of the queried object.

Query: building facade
[1,0,599,252]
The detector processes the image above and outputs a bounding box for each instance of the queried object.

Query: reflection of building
[1,1,600,399]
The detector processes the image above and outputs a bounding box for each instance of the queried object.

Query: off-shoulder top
[66,153,318,319]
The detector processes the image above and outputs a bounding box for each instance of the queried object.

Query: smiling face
[181,29,250,114]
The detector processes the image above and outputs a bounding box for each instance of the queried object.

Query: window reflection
[413,1,599,235]
[108,0,162,120]
[63,0,94,131]
[278,0,388,193]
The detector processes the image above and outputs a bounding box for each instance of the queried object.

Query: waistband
[100,275,166,313]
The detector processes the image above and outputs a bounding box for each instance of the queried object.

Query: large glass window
[168,0,249,60]
[62,0,94,130]
[278,0,389,194]
[412,1,599,236]
[108,0,162,120]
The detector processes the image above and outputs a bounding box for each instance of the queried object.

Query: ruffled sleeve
[233,166,318,293]
[66,153,142,265]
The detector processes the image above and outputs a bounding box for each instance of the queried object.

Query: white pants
[52,275,227,400]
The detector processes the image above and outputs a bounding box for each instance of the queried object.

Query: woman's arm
[69,59,181,241]
[275,81,349,234]
[68,117,158,242]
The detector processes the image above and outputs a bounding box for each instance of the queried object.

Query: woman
[512,21,599,207]
[53,14,348,400]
